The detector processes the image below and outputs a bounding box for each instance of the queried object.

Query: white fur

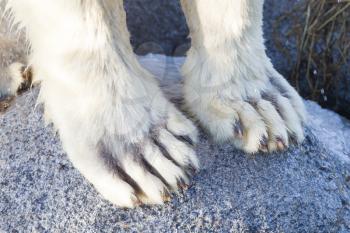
[5,0,199,207]
[120,154,167,205]
[255,99,289,151]
[2,0,307,207]
[143,140,187,190]
[158,128,199,168]
[181,0,306,153]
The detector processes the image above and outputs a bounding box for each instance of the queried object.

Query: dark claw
[162,189,172,202]
[289,134,298,145]
[177,178,189,191]
[276,137,287,151]
[234,120,244,138]
[132,196,143,207]
[259,135,269,152]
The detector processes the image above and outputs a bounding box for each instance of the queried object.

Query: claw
[162,189,172,203]
[177,178,189,191]
[289,134,298,145]
[259,135,269,152]
[276,137,286,151]
[131,195,142,207]
[234,120,244,138]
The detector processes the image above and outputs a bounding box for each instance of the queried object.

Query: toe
[154,128,199,170]
[166,107,199,144]
[119,152,168,205]
[143,140,189,191]
[232,101,268,153]
[201,98,240,142]
[95,176,139,208]
[254,99,289,152]
[268,69,307,123]
[273,94,304,143]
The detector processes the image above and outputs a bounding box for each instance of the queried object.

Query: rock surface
[1,55,350,233]
[124,0,189,56]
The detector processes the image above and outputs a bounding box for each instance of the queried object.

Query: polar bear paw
[184,64,306,154]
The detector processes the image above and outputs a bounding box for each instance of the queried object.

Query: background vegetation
[274,0,350,117]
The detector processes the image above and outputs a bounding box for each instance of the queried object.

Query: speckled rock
[1,55,349,233]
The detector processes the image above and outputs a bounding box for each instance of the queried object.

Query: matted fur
[2,0,306,207]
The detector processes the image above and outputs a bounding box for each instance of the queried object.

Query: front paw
[100,126,198,205]
[58,102,199,207]
[184,68,306,154]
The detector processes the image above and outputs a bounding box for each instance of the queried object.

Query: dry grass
[274,0,350,103]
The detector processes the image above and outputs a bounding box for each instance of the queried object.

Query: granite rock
[1,55,349,233]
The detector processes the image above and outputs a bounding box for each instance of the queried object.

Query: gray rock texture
[1,55,350,233]
[124,0,189,56]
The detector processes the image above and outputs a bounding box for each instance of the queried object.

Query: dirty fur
[1,0,306,207]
